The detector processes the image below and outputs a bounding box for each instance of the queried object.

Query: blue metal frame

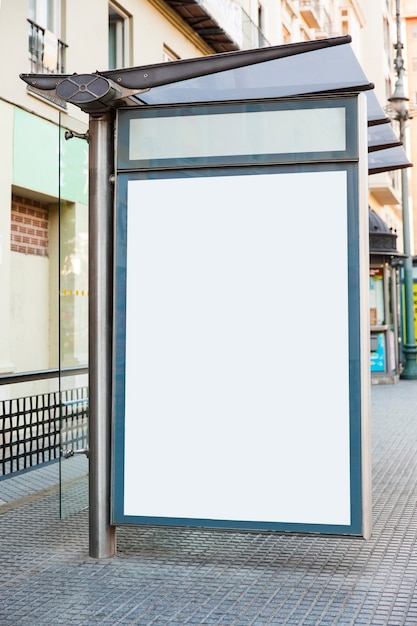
[112,98,364,535]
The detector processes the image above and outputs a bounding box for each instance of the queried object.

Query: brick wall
[11,195,49,257]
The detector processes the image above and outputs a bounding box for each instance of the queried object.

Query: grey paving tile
[1,381,417,624]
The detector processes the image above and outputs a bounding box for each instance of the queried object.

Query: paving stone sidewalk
[1,381,417,625]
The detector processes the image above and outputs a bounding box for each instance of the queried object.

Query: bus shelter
[21,35,411,557]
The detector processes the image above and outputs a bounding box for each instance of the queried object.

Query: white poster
[123,170,351,526]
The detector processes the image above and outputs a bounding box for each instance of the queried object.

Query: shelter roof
[20,36,410,173]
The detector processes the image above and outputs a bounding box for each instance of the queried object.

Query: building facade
[362,0,404,245]
[0,0,407,381]
[0,0,283,380]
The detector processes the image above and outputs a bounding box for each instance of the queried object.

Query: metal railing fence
[0,368,88,477]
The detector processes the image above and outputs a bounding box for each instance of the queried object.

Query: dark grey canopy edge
[369,163,412,174]
[101,35,354,90]
[369,145,413,174]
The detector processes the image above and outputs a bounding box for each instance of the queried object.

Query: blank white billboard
[123,170,351,526]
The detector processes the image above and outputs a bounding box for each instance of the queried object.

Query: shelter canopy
[20,35,411,173]
[108,39,373,105]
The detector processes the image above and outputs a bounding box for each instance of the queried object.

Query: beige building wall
[128,0,213,63]
[0,0,222,377]
[65,0,214,73]
[276,0,403,249]
[360,0,404,248]
[279,0,364,46]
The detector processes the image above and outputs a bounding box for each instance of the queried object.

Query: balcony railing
[315,5,333,38]
[300,0,321,30]
[28,18,68,74]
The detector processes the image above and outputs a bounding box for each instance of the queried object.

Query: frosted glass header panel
[129,108,345,160]
[117,99,357,170]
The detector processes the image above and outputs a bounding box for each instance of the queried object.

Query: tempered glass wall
[58,119,89,518]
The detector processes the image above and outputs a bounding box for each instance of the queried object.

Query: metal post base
[400,344,417,379]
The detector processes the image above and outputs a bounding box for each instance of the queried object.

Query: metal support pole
[390,0,417,378]
[88,111,117,557]
[399,124,417,377]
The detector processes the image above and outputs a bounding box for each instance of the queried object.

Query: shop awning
[368,122,402,152]
[366,90,390,126]
[369,146,412,174]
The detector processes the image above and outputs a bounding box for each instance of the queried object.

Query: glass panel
[119,99,356,171]
[370,268,385,325]
[59,371,89,516]
[58,117,89,518]
[129,107,346,162]
[109,4,128,70]
[109,21,117,70]
[30,0,60,34]
[135,44,371,106]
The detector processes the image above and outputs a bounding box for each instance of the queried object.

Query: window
[386,78,392,103]
[29,0,60,34]
[369,268,385,326]
[282,24,291,44]
[341,8,349,36]
[258,3,265,47]
[162,45,179,63]
[383,16,392,67]
[109,3,130,69]
[28,0,66,73]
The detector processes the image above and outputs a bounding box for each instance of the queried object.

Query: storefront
[369,209,402,382]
